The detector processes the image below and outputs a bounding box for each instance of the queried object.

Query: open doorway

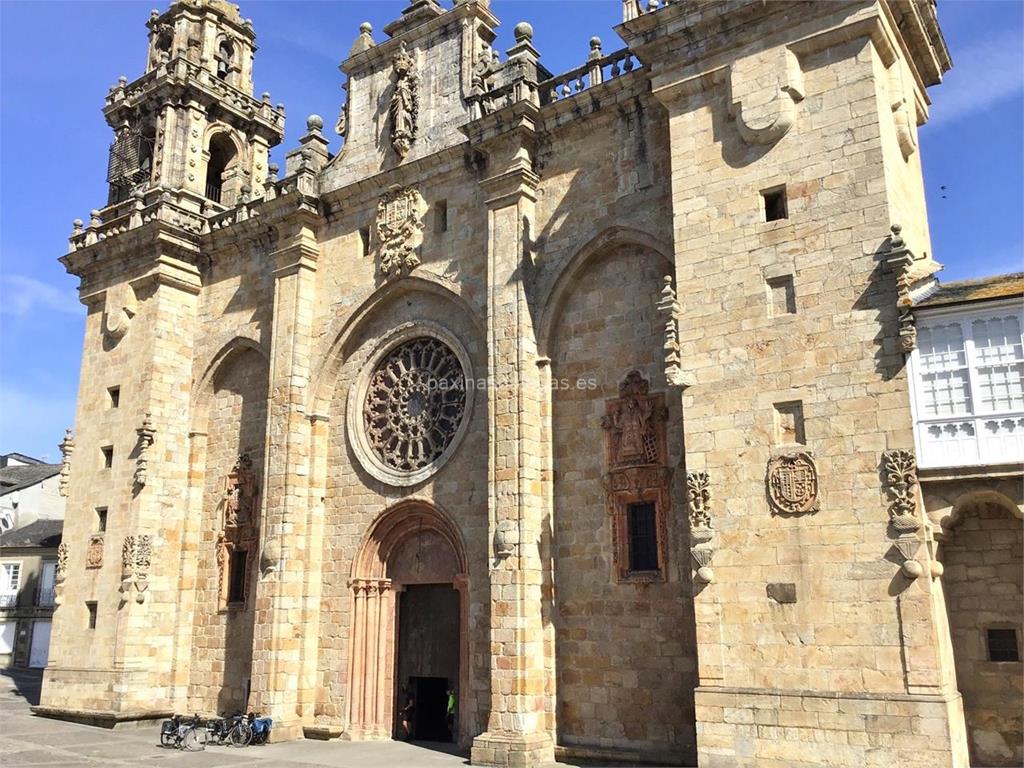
[396,584,459,742]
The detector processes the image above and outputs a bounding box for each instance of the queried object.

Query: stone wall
[187,346,268,713]
[940,501,1023,767]
[549,243,697,761]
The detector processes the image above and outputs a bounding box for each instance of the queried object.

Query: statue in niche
[219,453,259,532]
[602,371,665,468]
[389,42,418,159]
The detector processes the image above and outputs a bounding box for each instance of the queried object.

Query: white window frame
[0,561,21,594]
[909,299,1024,469]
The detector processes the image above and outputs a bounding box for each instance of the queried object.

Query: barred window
[626,502,659,573]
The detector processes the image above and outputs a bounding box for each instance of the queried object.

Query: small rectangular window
[987,628,1020,662]
[101,446,113,469]
[435,199,448,234]
[762,186,788,222]
[773,401,806,445]
[766,275,796,317]
[96,507,108,533]
[107,387,120,409]
[626,502,659,572]
[359,226,370,257]
[228,550,248,604]
[1,563,21,594]
[86,601,98,630]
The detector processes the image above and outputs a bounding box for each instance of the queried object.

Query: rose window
[363,337,467,472]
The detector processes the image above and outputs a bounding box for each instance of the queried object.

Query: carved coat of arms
[376,187,423,275]
[766,452,819,514]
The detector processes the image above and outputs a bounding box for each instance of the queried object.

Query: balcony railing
[206,183,223,204]
[37,588,56,608]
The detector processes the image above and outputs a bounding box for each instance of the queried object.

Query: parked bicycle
[205,712,252,747]
[159,713,207,751]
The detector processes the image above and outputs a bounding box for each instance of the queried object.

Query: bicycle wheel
[159,731,175,748]
[229,722,252,747]
[182,726,206,752]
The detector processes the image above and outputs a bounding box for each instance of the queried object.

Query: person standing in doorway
[446,688,456,740]
[401,693,415,740]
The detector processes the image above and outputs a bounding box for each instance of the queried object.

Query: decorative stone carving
[103,283,137,343]
[727,46,804,146]
[766,452,819,515]
[335,95,349,139]
[686,471,715,584]
[120,534,153,603]
[494,519,518,559]
[58,428,74,497]
[686,471,711,529]
[882,448,923,578]
[601,371,668,468]
[602,371,671,582]
[134,412,155,486]
[375,186,424,276]
[889,63,917,160]
[389,41,418,159]
[363,336,467,473]
[657,276,693,388]
[86,535,104,569]
[216,454,261,607]
[53,541,69,606]
[56,542,68,580]
[883,224,917,352]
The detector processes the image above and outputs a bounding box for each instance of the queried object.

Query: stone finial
[261,91,271,103]
[134,413,156,487]
[58,428,74,497]
[268,163,279,183]
[306,114,324,134]
[589,37,603,60]
[118,75,127,87]
[513,22,533,43]
[89,210,102,228]
[350,22,375,57]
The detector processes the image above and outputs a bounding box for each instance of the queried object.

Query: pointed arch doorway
[345,500,469,745]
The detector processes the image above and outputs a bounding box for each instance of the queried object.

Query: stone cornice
[61,218,201,283]
[341,0,498,77]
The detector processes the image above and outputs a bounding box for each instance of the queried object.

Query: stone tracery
[363,336,467,473]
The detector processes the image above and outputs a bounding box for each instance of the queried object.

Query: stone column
[344,577,392,740]
[470,136,554,767]
[250,207,320,740]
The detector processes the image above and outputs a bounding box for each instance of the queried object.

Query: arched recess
[937,490,1023,767]
[345,499,470,744]
[181,337,270,714]
[536,225,673,358]
[202,127,244,206]
[545,228,697,760]
[307,271,484,417]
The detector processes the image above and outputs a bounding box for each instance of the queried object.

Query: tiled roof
[0,463,61,497]
[1,518,63,548]
[916,272,1024,309]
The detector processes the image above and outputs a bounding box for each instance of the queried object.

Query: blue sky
[1,0,1022,460]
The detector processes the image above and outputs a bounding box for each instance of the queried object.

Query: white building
[0,453,65,669]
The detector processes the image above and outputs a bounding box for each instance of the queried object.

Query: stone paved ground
[0,670,464,768]
[0,671,646,767]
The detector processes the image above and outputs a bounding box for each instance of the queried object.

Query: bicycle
[159,713,207,751]
[206,712,252,747]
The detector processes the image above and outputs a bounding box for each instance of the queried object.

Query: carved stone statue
[389,42,418,159]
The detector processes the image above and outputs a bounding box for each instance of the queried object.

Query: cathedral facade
[40,1,1012,766]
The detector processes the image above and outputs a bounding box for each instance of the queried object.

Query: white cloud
[928,29,1024,129]
[0,383,77,460]
[0,274,82,317]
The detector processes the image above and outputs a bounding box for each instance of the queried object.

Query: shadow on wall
[1,668,42,706]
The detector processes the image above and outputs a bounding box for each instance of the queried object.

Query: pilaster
[470,132,554,768]
[250,205,321,740]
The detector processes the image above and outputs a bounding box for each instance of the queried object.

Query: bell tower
[103,0,284,210]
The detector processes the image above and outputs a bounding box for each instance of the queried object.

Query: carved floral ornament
[348,326,474,488]
[882,448,927,580]
[686,471,715,585]
[766,451,819,515]
[376,186,424,276]
[120,534,153,603]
